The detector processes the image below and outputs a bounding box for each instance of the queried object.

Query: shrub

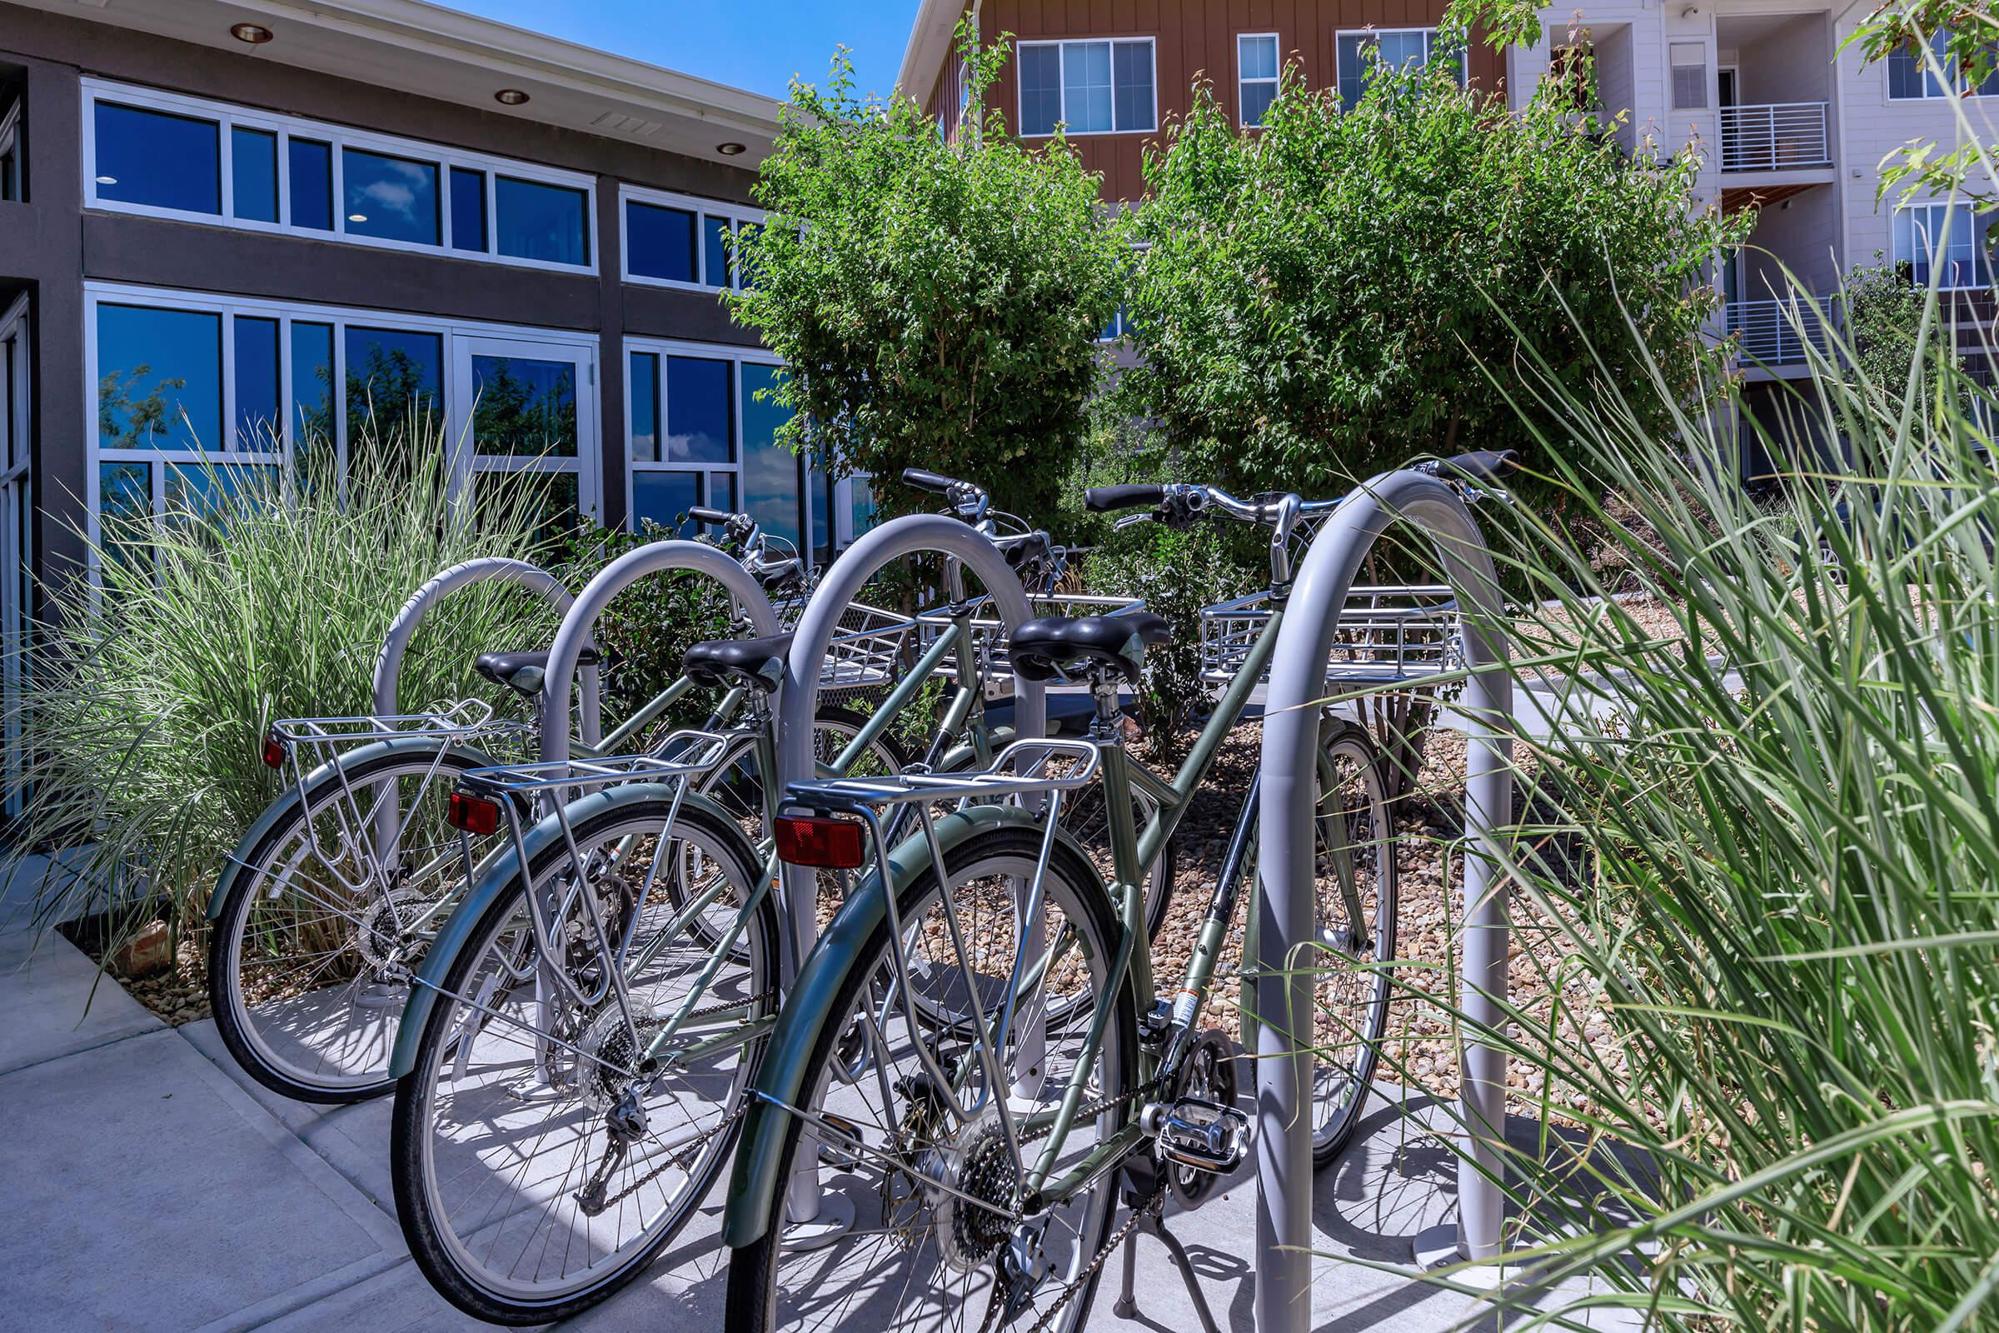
[728,22,1124,527]
[14,438,563,954]
[1117,37,1745,499]
[1445,268,1999,1327]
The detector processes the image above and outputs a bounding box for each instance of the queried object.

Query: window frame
[80,78,598,275]
[1334,27,1469,110]
[83,281,602,570]
[622,334,870,563]
[0,95,23,202]
[1016,37,1159,138]
[1892,202,1992,291]
[1237,32,1282,128]
[1887,30,1999,101]
[618,184,765,293]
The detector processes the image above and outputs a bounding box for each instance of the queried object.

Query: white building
[1505,2,1996,408]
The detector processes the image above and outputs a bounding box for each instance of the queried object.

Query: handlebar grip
[1437,451,1518,485]
[900,468,959,495]
[1084,484,1165,513]
[688,506,737,527]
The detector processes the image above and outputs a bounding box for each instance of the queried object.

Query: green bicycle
[713,462,1514,1332]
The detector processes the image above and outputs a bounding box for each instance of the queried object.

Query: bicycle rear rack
[457,728,734,803]
[782,737,1100,816]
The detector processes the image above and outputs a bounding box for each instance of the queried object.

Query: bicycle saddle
[474,646,601,697]
[1008,612,1172,684]
[682,633,791,694]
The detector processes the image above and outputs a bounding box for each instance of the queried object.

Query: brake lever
[1113,513,1154,531]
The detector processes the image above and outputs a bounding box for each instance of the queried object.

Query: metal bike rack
[537,539,783,766]
[369,557,594,853]
[1255,470,1514,1331]
[774,513,1049,1233]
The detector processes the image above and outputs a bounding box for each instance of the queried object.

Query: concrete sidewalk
[0,924,1631,1331]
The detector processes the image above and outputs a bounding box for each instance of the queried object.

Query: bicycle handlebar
[900,468,958,496]
[1083,484,1164,513]
[688,505,736,527]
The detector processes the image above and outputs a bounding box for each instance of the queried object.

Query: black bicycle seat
[1007,613,1172,684]
[474,647,601,697]
[682,633,792,694]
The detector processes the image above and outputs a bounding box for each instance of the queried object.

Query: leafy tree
[727,24,1123,524]
[1115,42,1745,498]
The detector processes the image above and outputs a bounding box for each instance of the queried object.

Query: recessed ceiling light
[230,22,274,44]
[494,88,530,106]
[347,213,368,223]
[95,175,118,185]
[717,141,747,156]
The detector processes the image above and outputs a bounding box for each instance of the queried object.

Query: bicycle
[204,512,897,1106]
[381,469,1136,1323]
[719,452,1514,1333]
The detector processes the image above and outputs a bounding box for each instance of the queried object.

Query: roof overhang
[13,0,782,165]
[897,0,966,102]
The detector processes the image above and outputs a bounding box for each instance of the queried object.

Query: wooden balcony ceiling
[1722,183,1819,213]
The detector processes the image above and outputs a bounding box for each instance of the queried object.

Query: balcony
[1726,296,1835,367]
[1719,102,1830,173]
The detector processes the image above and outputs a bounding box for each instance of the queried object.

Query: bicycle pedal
[1143,1097,1249,1176]
[815,1112,866,1169]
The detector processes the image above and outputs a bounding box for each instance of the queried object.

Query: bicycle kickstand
[1112,1197,1223,1333]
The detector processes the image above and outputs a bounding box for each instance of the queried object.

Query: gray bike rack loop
[370,557,593,851]
[537,539,782,766]
[1255,471,1514,1332]
[774,513,1048,1229]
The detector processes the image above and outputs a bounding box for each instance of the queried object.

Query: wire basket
[1200,584,1461,687]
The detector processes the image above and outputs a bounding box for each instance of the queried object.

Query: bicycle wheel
[390,797,773,1324]
[208,745,495,1103]
[1248,719,1398,1166]
[726,823,1138,1333]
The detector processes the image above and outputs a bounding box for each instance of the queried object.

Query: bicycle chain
[966,1077,1160,1333]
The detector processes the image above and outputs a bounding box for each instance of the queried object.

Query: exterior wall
[1832,7,1999,275]
[0,0,763,603]
[928,0,1505,202]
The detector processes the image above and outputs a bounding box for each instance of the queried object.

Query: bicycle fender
[723,801,1091,1249]
[205,736,501,923]
[387,784,749,1080]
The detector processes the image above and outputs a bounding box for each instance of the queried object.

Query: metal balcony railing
[1726,296,1836,365]
[1719,102,1831,172]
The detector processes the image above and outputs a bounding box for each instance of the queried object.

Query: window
[342,147,439,245]
[86,283,599,558]
[93,102,219,214]
[0,95,21,202]
[496,176,590,266]
[82,79,595,271]
[1888,29,1999,100]
[450,168,487,253]
[1,295,30,816]
[1893,204,1993,290]
[1017,39,1156,136]
[1669,42,1709,111]
[620,186,764,291]
[1238,34,1280,127]
[1336,29,1466,111]
[624,337,869,561]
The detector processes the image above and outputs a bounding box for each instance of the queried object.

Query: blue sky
[440,2,923,100]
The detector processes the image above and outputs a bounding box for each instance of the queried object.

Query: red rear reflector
[448,790,503,837]
[261,732,288,769]
[775,815,865,869]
